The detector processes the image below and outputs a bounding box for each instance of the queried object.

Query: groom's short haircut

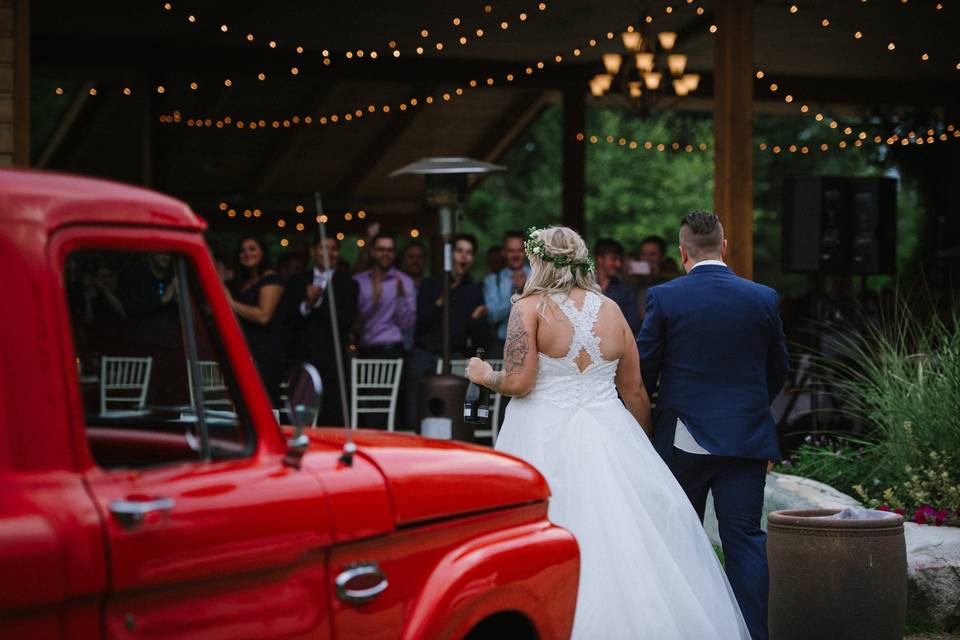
[680,211,724,259]
[594,238,624,258]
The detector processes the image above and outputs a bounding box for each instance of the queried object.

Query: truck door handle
[108,497,176,529]
[335,562,388,604]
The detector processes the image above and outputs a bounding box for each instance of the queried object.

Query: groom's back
[638,265,788,460]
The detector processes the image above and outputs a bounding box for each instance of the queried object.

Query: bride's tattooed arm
[484,303,536,397]
[503,305,530,374]
[483,370,502,393]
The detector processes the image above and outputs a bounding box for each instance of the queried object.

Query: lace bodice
[521,290,620,409]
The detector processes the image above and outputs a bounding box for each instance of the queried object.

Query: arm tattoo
[483,371,502,393]
[503,306,529,374]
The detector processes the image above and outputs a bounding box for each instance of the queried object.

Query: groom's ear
[721,239,728,259]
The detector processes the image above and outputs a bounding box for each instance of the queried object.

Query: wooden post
[0,0,28,167]
[562,84,586,234]
[713,0,754,279]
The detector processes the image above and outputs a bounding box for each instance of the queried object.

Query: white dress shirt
[673,259,727,455]
[299,267,335,317]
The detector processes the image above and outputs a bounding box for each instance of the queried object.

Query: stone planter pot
[768,508,907,640]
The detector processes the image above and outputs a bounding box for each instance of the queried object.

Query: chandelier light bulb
[667,54,687,76]
[589,77,605,97]
[657,31,677,51]
[603,53,623,75]
[635,52,655,73]
[643,71,663,90]
[621,31,642,51]
[681,73,700,91]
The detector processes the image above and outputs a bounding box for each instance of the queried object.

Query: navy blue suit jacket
[637,264,789,462]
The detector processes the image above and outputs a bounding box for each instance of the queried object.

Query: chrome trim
[335,562,388,604]
[108,498,175,529]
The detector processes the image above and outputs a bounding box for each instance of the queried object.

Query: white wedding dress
[496,291,750,639]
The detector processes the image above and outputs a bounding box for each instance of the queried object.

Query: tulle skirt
[496,397,751,639]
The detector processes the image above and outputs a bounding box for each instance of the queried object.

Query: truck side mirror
[284,363,322,468]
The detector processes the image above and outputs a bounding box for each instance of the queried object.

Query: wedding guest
[632,234,678,320]
[276,251,308,281]
[122,252,177,317]
[403,234,490,427]
[351,221,381,273]
[354,233,416,359]
[81,262,127,326]
[399,241,428,289]
[484,230,530,358]
[226,235,286,404]
[399,240,428,350]
[639,234,669,280]
[120,252,182,405]
[486,245,505,278]
[284,236,358,426]
[594,238,642,336]
[212,251,235,288]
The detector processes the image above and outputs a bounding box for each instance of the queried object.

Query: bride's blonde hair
[513,226,600,309]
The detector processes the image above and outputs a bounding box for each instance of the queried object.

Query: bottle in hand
[463,347,491,424]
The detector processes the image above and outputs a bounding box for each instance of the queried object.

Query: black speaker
[848,177,897,275]
[782,176,896,275]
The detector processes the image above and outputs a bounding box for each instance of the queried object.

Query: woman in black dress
[226,235,286,405]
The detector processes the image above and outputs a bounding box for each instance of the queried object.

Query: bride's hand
[466,357,492,385]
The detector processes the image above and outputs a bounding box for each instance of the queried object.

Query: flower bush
[779,299,960,527]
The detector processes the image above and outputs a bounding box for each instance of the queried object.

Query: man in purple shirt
[353,233,417,359]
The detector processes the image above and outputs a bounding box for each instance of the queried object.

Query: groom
[637,211,788,640]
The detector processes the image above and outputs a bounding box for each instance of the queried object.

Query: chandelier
[589,25,700,111]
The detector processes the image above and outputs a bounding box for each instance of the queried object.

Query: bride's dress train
[496,291,750,639]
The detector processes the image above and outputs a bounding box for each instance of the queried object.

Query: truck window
[64,250,254,469]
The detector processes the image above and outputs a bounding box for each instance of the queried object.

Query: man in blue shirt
[483,230,531,358]
[594,238,642,336]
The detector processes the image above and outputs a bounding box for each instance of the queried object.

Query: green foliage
[781,436,878,499]
[583,107,714,255]
[461,105,927,291]
[786,298,960,517]
[461,105,715,271]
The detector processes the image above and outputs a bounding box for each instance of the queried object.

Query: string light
[583,133,711,154]
[161,1,548,71]
[208,200,383,230]
[758,69,960,151]
[159,21,642,131]
[794,1,954,70]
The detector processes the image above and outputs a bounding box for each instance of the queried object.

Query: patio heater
[390,157,505,440]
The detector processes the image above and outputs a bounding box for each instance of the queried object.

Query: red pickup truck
[0,169,578,639]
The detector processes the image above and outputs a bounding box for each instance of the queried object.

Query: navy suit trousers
[668,449,769,640]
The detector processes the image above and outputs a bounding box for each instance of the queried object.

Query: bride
[466,226,750,639]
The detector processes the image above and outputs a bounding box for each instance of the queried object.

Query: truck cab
[0,169,578,639]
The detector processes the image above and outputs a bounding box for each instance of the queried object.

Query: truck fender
[400,518,579,640]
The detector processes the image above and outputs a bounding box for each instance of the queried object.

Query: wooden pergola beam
[252,80,338,193]
[33,34,960,110]
[562,83,586,234]
[36,80,92,167]
[469,89,552,164]
[713,0,754,280]
[330,94,423,199]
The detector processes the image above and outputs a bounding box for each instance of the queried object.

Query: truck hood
[306,429,550,527]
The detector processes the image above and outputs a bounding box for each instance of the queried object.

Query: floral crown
[523,226,595,276]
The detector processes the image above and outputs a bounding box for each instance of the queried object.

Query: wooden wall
[0,0,27,167]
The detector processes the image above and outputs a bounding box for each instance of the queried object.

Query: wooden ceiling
[31,0,960,230]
